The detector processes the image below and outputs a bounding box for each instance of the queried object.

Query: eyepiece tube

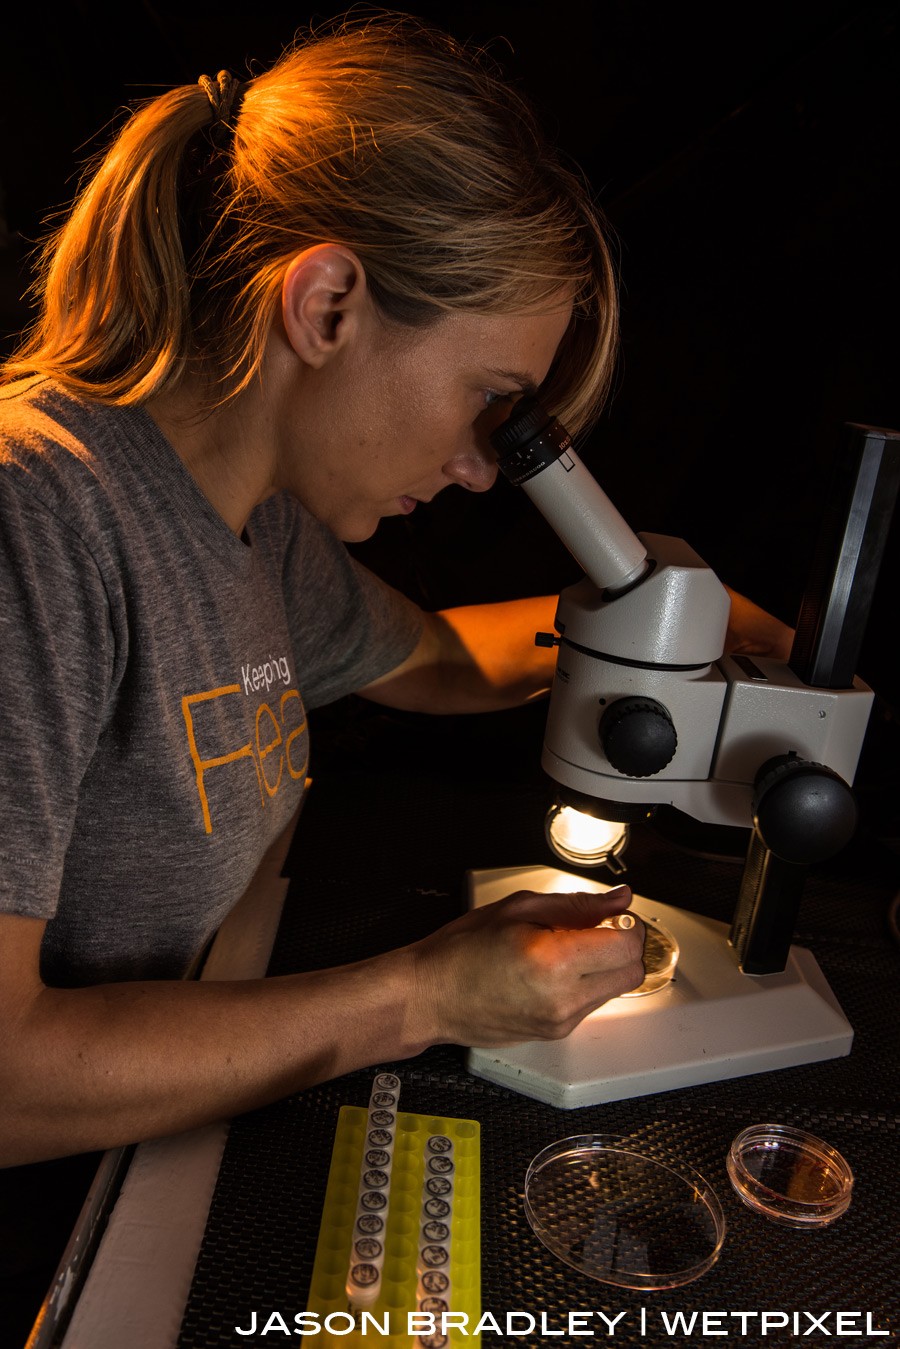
[491,400,648,593]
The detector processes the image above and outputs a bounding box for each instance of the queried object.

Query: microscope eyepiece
[491,397,554,453]
[490,398,573,487]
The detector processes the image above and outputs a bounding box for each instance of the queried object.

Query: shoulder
[0,378,162,563]
[0,375,106,454]
[1,377,115,517]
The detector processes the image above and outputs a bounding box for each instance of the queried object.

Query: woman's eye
[484,389,515,408]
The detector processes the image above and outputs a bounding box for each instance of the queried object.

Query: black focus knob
[753,754,858,864]
[599,697,677,777]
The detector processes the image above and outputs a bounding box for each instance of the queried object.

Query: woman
[0,12,784,1168]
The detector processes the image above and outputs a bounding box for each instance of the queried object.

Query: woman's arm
[358,596,559,714]
[359,587,794,716]
[0,887,642,1166]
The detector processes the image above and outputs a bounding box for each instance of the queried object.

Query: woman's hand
[409,885,645,1047]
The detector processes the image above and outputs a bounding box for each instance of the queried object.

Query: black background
[1,1,898,693]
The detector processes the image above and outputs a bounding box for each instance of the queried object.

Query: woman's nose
[442,449,499,493]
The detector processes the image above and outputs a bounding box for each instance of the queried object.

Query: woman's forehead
[426,302,574,379]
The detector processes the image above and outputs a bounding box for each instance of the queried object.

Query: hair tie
[198,70,243,128]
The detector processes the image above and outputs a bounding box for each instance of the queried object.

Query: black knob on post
[730,753,859,974]
[599,697,677,777]
[753,754,858,864]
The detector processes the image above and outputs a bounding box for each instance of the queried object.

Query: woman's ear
[281,244,368,367]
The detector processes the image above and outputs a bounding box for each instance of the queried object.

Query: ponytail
[4,82,229,403]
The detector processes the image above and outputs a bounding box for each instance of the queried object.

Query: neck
[146,377,277,535]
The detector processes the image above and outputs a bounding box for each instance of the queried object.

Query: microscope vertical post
[730,424,900,973]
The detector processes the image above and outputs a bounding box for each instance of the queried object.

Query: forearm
[361,596,559,715]
[437,590,793,697]
[1,885,645,1166]
[361,583,795,719]
[435,597,559,709]
[0,947,425,1166]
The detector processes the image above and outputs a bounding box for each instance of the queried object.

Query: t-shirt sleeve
[0,479,113,919]
[277,504,425,710]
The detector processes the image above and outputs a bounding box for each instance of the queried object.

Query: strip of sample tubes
[415,1134,455,1349]
[346,1072,402,1312]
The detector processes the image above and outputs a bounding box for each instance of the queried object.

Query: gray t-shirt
[0,378,424,986]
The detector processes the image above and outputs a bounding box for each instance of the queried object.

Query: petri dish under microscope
[596,911,679,996]
[524,1134,726,1290]
[623,916,679,996]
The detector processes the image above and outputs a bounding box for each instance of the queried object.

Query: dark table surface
[174,700,900,1348]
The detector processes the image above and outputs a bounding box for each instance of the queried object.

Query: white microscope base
[465,865,853,1109]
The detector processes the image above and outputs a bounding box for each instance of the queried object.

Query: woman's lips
[398,496,418,513]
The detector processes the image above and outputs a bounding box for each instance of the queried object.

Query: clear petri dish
[726,1124,853,1227]
[524,1134,726,1290]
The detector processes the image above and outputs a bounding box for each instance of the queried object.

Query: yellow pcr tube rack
[307,1096,481,1347]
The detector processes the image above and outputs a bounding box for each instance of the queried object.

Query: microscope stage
[465,865,853,1109]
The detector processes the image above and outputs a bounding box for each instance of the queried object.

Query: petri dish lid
[524,1134,726,1290]
[727,1124,853,1227]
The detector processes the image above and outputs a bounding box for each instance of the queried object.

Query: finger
[575,958,648,1011]
[544,918,646,977]
[500,885,633,930]
[523,954,648,1040]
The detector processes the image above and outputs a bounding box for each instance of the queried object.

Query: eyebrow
[484,367,540,396]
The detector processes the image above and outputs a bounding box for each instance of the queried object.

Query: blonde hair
[3,11,619,434]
